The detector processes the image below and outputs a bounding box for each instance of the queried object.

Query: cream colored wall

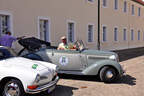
[128,1,144,49]
[0,0,144,51]
[0,0,98,51]
[100,0,144,51]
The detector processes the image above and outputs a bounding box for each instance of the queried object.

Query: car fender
[0,68,37,92]
[82,60,122,75]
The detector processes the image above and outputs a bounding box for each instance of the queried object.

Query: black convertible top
[18,37,51,50]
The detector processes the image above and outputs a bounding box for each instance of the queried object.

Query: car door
[50,49,83,71]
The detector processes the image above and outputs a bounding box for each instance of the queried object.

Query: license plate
[47,85,56,93]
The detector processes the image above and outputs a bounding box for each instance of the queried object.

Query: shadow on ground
[113,47,144,62]
[59,74,136,86]
[112,74,136,86]
[59,74,100,82]
[118,52,144,62]
[27,85,78,96]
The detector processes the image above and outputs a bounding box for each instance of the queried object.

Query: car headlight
[109,55,119,62]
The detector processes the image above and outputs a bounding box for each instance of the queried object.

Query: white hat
[61,36,66,40]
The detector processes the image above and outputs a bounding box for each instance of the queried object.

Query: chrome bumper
[26,76,59,94]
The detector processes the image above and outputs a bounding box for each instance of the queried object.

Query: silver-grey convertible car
[18,37,124,83]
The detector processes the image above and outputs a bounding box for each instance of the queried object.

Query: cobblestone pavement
[28,55,144,96]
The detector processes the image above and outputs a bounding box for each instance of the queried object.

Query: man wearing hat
[57,36,69,50]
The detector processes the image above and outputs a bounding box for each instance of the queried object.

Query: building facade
[101,0,144,50]
[0,0,144,51]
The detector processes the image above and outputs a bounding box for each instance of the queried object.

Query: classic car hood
[82,50,116,56]
[2,57,57,71]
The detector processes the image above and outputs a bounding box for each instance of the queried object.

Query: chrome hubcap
[106,71,113,79]
[4,82,20,96]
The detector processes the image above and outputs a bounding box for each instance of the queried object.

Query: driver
[57,36,76,50]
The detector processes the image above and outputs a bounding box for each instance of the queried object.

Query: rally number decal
[59,56,68,66]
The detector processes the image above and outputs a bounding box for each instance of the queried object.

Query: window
[123,1,127,13]
[88,0,94,2]
[68,22,74,42]
[123,28,127,41]
[114,0,118,10]
[138,7,141,16]
[103,0,107,7]
[102,26,107,42]
[39,19,50,42]
[131,29,134,40]
[114,27,118,41]
[88,25,94,42]
[132,5,135,15]
[138,30,140,40]
[0,15,10,36]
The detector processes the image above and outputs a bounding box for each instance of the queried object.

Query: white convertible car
[0,46,59,96]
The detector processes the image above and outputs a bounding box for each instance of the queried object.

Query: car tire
[1,79,25,96]
[100,66,117,83]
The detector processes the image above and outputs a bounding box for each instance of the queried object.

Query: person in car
[57,36,69,50]
[57,36,76,50]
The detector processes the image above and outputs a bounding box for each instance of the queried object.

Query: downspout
[97,0,100,50]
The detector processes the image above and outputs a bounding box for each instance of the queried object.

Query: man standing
[0,31,24,48]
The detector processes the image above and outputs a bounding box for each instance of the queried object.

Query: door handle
[52,52,54,56]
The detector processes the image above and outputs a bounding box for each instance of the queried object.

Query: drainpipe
[97,0,100,50]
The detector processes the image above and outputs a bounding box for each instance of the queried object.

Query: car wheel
[2,79,24,96]
[100,66,117,83]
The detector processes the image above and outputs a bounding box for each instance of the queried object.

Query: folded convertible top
[18,37,51,50]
